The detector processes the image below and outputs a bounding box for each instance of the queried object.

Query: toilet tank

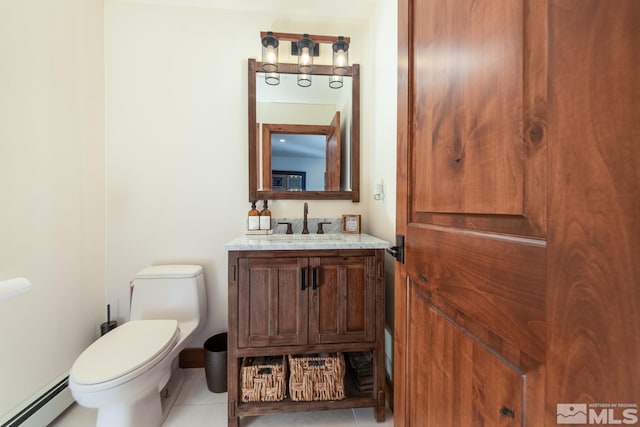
[129,265,206,325]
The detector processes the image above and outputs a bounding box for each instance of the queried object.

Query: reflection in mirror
[258,74,350,192]
[262,114,341,191]
[248,59,359,201]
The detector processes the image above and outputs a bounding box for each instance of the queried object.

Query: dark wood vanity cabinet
[309,255,376,344]
[228,249,385,426]
[237,256,309,348]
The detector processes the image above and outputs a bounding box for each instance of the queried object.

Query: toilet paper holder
[0,277,32,303]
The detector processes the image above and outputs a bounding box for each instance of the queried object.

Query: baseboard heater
[1,374,73,427]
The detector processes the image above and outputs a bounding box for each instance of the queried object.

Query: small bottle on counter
[260,200,271,230]
[247,201,260,230]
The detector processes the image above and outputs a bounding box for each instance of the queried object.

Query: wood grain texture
[395,0,548,425]
[409,294,524,426]
[412,0,525,216]
[248,59,258,201]
[238,257,308,347]
[179,348,204,369]
[228,249,386,425]
[249,61,360,202]
[326,112,341,191]
[393,0,410,422]
[397,0,639,425]
[546,0,640,421]
[405,225,546,363]
[308,256,375,344]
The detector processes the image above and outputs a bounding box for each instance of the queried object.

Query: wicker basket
[288,353,345,401]
[241,356,287,402]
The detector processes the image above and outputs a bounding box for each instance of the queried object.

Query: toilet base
[96,388,162,427]
[160,366,186,420]
[93,367,186,427]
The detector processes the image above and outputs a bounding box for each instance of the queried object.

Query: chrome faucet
[302,202,309,234]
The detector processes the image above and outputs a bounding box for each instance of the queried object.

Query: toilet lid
[71,320,179,385]
[135,265,202,279]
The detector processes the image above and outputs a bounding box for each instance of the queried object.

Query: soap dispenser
[260,200,271,230]
[247,201,260,231]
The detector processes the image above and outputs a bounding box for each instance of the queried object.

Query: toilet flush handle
[129,280,135,311]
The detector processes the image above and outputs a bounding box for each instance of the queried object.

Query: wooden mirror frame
[248,58,360,202]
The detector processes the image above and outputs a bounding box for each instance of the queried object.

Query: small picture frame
[342,214,361,234]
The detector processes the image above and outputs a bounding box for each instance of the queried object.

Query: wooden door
[325,112,341,191]
[396,0,548,425]
[544,1,640,423]
[397,0,640,425]
[308,256,375,344]
[238,257,308,347]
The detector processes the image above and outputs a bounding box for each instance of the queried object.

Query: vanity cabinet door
[237,257,309,348]
[308,256,376,344]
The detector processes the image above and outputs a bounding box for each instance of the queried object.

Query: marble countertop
[224,233,390,251]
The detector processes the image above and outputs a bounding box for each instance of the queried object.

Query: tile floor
[49,368,394,426]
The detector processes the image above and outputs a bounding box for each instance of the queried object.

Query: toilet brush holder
[100,304,118,336]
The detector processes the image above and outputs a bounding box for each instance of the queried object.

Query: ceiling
[113,0,380,19]
[271,134,326,159]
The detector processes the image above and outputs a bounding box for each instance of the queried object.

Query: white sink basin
[265,233,344,241]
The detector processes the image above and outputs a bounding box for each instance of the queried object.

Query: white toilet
[69,265,207,427]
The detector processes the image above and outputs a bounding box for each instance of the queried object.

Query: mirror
[248,59,360,201]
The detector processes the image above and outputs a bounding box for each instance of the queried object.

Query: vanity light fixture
[297,73,312,88]
[332,36,349,76]
[261,31,279,73]
[296,34,315,75]
[329,75,343,89]
[258,32,351,89]
[265,72,280,86]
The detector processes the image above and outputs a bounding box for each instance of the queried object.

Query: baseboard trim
[179,347,204,368]
[0,375,73,427]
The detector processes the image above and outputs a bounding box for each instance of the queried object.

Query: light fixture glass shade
[265,72,280,86]
[329,75,343,89]
[297,74,312,87]
[297,34,314,74]
[261,31,279,73]
[332,36,349,76]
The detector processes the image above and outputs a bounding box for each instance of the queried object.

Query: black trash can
[204,332,227,393]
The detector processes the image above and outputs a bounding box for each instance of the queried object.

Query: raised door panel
[409,294,524,426]
[405,226,546,362]
[309,256,375,344]
[409,0,547,237]
[413,0,524,216]
[238,257,308,347]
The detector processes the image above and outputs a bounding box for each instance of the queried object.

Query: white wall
[0,0,105,418]
[367,0,398,378]
[104,1,390,348]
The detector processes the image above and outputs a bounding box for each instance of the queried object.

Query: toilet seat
[71,320,179,390]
